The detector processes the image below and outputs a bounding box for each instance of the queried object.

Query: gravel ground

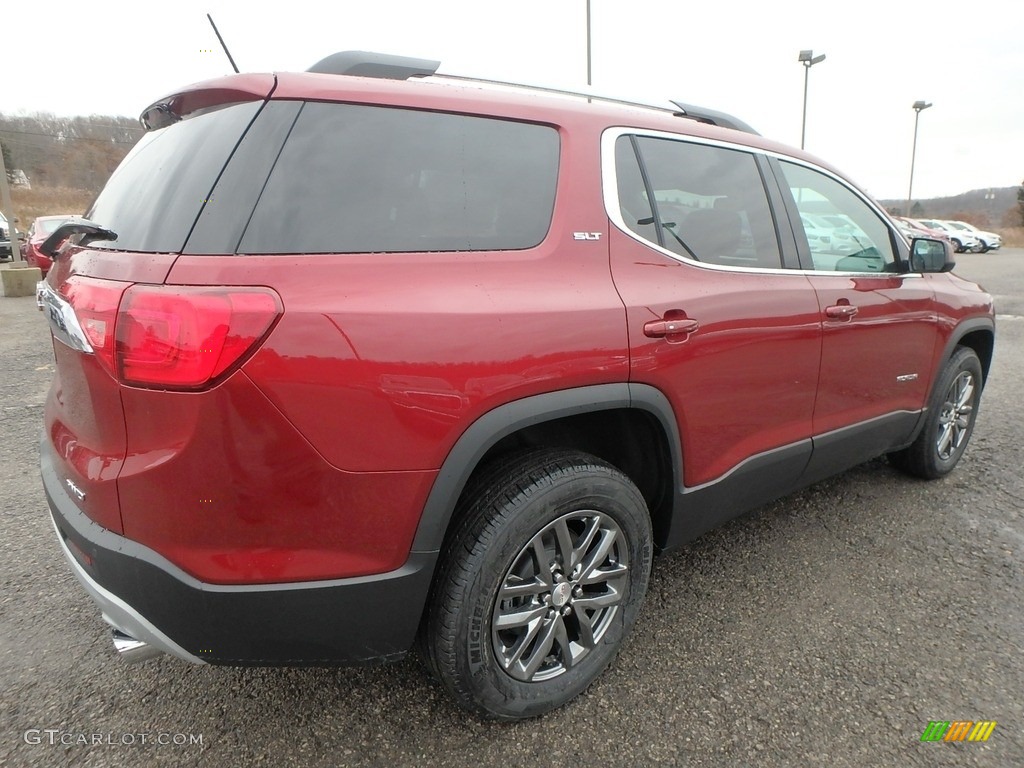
[1,250,1022,767]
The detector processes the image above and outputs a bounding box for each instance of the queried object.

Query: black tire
[889,346,983,479]
[422,448,653,720]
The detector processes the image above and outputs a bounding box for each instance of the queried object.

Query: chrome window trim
[38,281,95,354]
[600,126,916,279]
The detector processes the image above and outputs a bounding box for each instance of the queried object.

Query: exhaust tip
[112,629,164,663]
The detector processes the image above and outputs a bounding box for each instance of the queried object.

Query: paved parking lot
[2,251,1022,767]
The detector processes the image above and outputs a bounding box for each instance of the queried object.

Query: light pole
[906,100,933,217]
[585,0,592,87]
[798,49,826,150]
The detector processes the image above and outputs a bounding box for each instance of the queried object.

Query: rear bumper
[42,442,437,665]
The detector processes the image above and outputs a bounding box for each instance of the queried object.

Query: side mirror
[909,238,954,273]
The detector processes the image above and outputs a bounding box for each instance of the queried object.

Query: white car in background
[943,220,1001,252]
[916,219,982,253]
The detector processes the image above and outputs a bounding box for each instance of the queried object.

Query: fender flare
[937,315,995,385]
[409,382,683,553]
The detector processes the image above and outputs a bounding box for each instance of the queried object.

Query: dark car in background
[0,210,20,261]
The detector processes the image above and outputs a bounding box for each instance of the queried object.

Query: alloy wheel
[491,510,628,682]
[936,370,975,460]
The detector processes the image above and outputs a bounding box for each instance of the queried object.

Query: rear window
[86,102,261,253]
[237,103,560,254]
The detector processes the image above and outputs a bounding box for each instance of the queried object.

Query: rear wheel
[889,346,983,479]
[950,238,964,253]
[422,449,653,720]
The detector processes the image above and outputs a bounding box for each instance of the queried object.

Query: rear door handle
[643,317,700,338]
[825,304,858,320]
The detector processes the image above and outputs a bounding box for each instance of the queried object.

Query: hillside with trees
[1,112,142,191]
[879,187,1018,229]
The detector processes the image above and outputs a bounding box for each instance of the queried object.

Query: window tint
[87,102,261,253]
[619,136,782,269]
[778,161,896,272]
[238,103,559,254]
[614,137,659,245]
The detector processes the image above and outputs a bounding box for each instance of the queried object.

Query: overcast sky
[6,0,1022,200]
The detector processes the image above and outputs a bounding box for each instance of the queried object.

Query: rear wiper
[40,219,118,259]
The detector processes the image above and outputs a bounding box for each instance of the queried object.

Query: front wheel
[422,449,653,720]
[889,346,983,479]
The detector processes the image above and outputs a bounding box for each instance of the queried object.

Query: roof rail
[669,101,760,135]
[307,51,440,79]
[434,73,683,115]
[301,51,759,135]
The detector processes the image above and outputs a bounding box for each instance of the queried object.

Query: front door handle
[643,317,700,338]
[825,304,858,320]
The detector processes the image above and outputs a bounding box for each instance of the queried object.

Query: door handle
[825,304,858,320]
[643,317,700,338]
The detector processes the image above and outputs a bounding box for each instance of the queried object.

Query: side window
[238,103,560,254]
[614,137,659,245]
[619,136,782,269]
[778,161,896,272]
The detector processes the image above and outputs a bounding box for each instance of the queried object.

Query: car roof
[267,69,847,176]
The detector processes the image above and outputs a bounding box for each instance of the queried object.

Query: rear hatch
[42,75,277,534]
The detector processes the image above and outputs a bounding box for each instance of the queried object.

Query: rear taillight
[61,277,281,390]
[117,286,281,389]
[60,275,127,376]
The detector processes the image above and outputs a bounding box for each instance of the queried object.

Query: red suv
[38,52,994,720]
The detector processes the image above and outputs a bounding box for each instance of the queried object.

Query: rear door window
[237,103,560,254]
[615,135,783,269]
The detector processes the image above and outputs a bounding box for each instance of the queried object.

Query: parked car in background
[916,219,981,253]
[893,216,953,248]
[816,213,873,253]
[943,220,1001,253]
[0,210,20,261]
[21,215,78,275]
[799,213,834,253]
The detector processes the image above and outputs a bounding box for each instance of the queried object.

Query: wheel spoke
[955,376,974,409]
[530,539,554,589]
[573,608,597,649]
[552,614,574,670]
[554,518,575,570]
[573,587,623,612]
[578,527,619,582]
[499,576,548,599]
[495,603,548,630]
[580,560,628,586]
[571,516,602,571]
[520,616,559,679]
[503,616,545,669]
[937,422,954,457]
